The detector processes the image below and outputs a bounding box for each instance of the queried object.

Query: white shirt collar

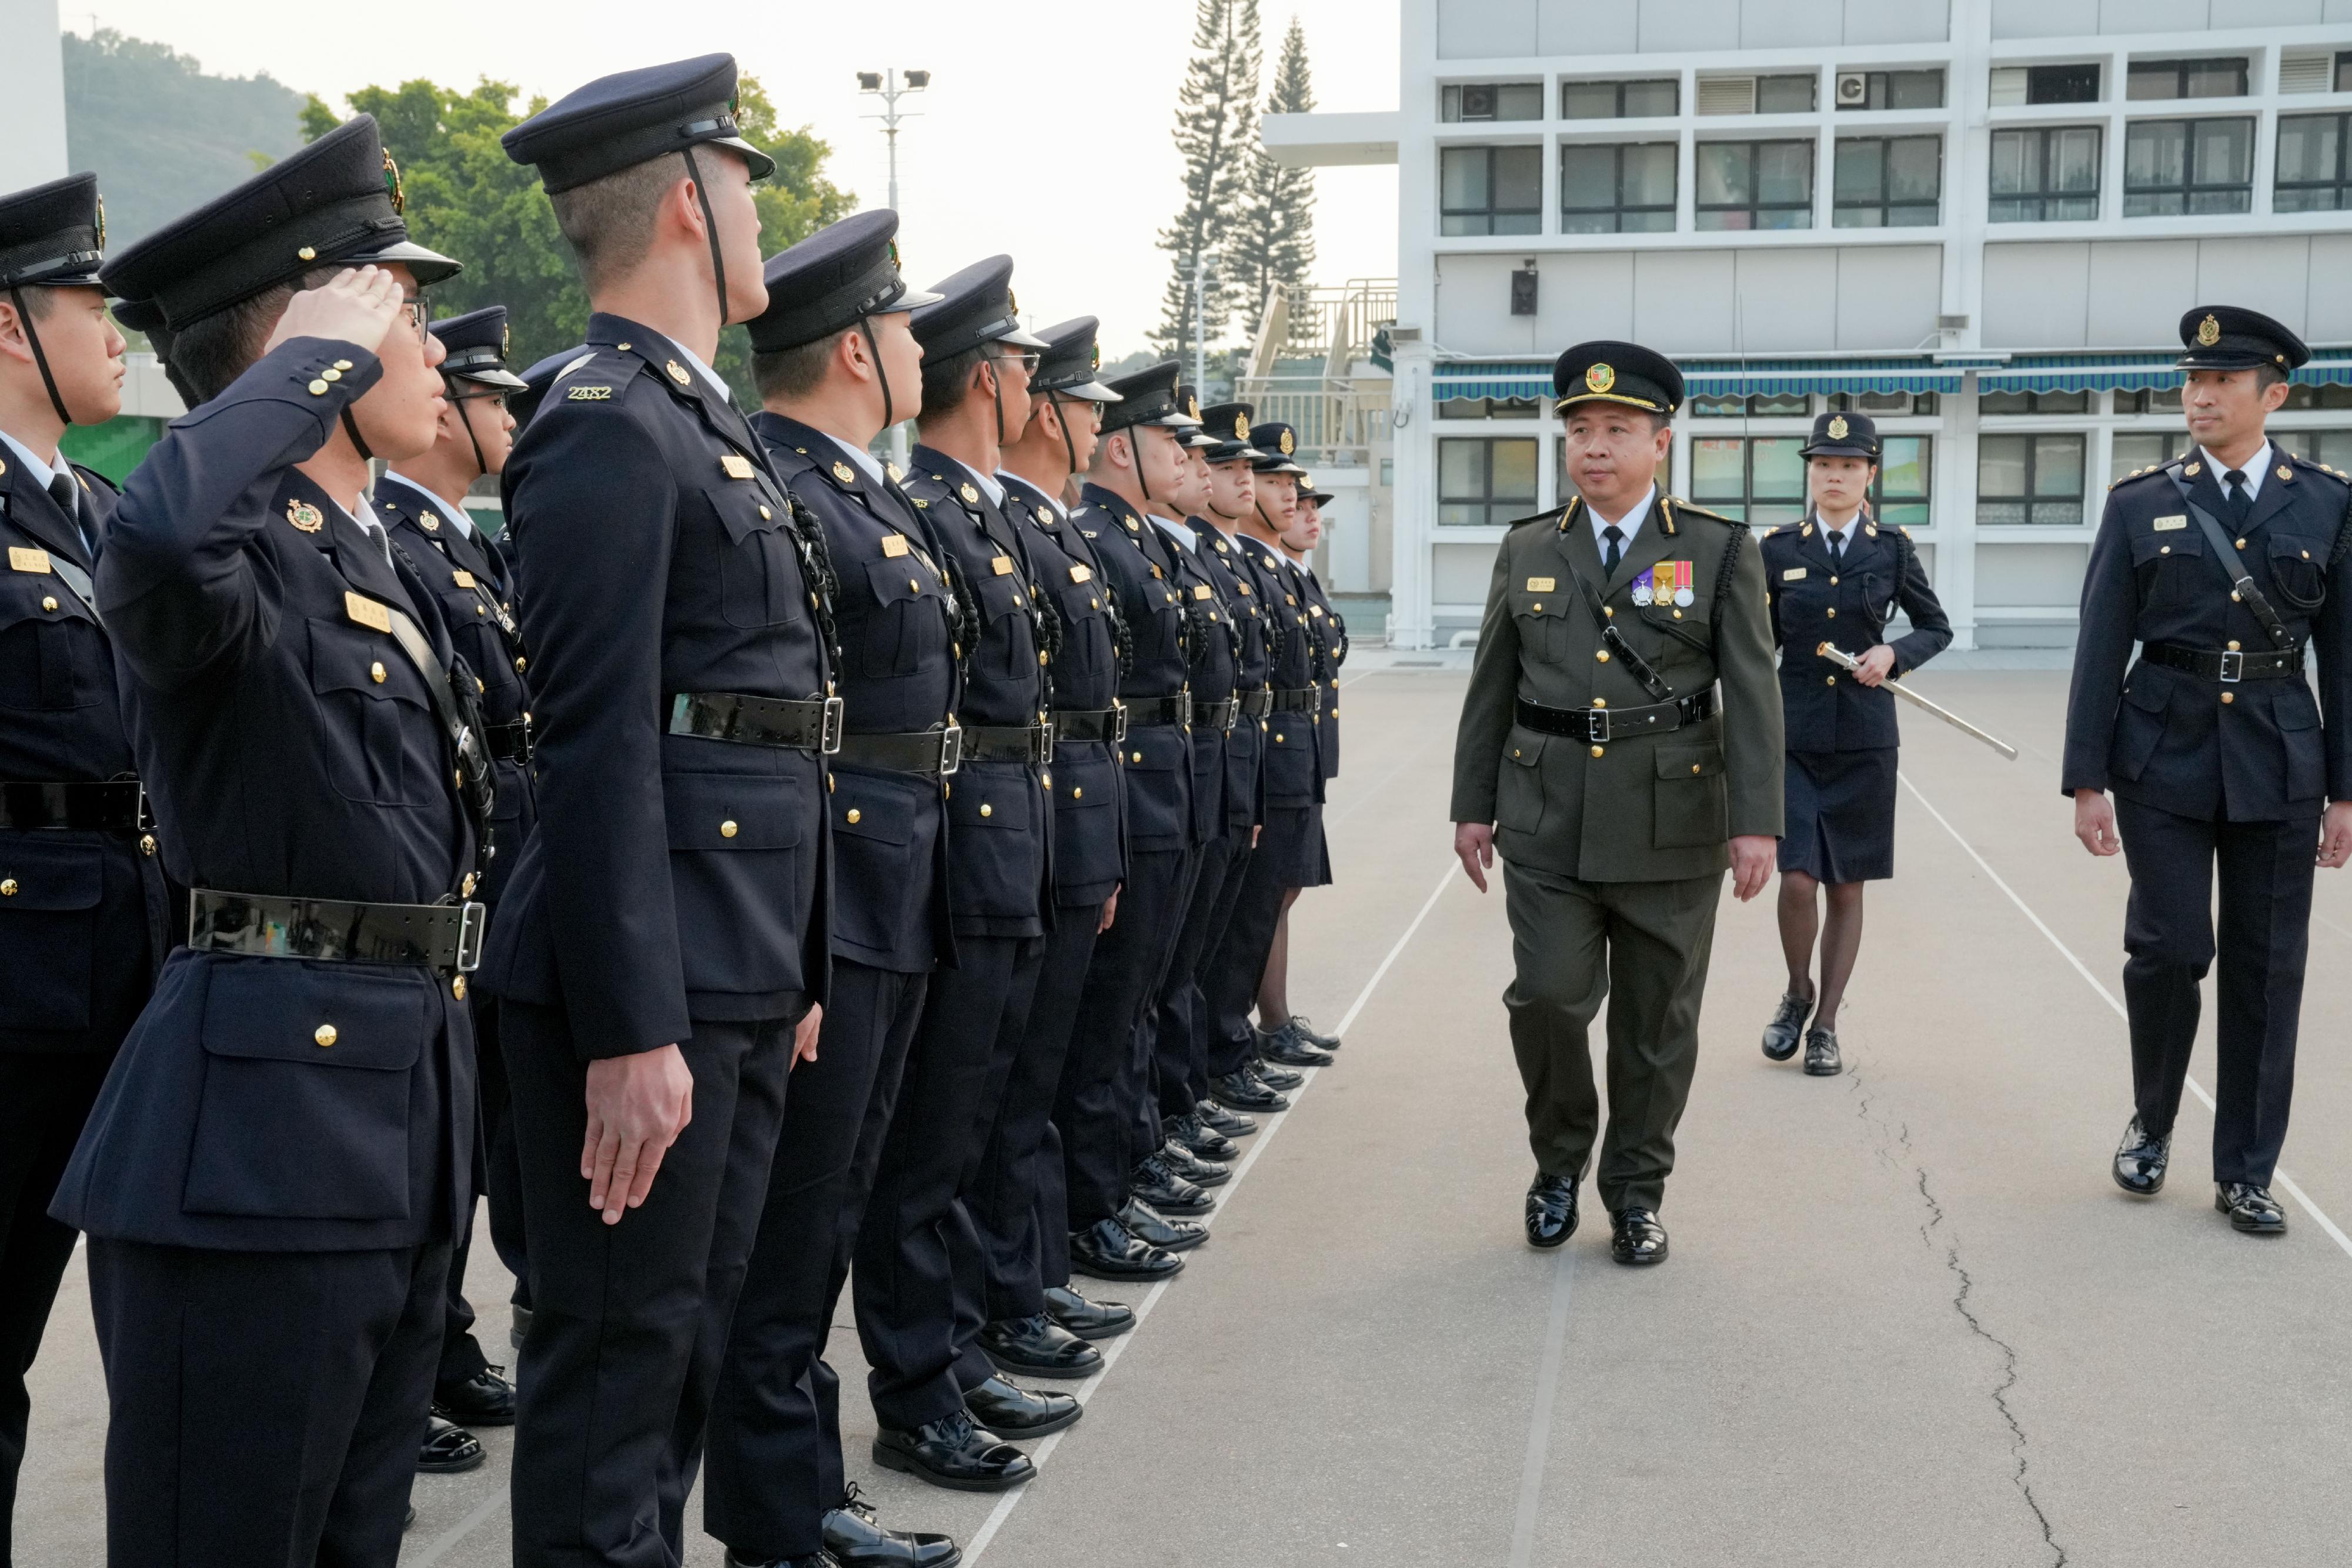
[379,470,474,538]
[1001,471,1065,521]
[0,429,64,494]
[670,337,731,402]
[327,490,393,564]
[1151,516,1197,551]
[2199,443,2270,503]
[823,431,886,487]
[948,454,1004,508]
[1587,486,1656,552]
[1815,510,1863,549]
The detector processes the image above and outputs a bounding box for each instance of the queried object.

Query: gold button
[1595,650,1609,663]
[453,976,467,999]
[1073,787,1083,798]
[1673,610,1683,620]
[1040,651,1050,666]
[514,656,527,672]
[760,506,773,520]
[2303,550,2311,560]
[1041,772,1053,788]
[1603,606,1615,618]
[2159,546,2171,555]
[910,578,920,591]
[980,803,993,817]
[1514,748,1522,758]
[334,359,353,371]
[1592,698,1607,709]
[370,661,387,683]
[476,604,486,616]
[2236,539,2246,550]
[41,596,58,612]
[321,367,342,383]
[1091,598,1100,609]
[1830,576,1840,585]
[139,834,156,856]
[1590,744,1605,758]
[1826,608,1836,618]
[1530,601,1542,612]
[1826,676,1836,685]
[308,379,329,395]
[1692,763,1703,774]
[1131,751,1143,762]
[2221,691,2236,705]
[2227,640,2241,651]
[314,1024,336,1047]
[298,245,316,261]
[462,872,478,897]
[720,820,739,838]
[846,808,861,824]
[1275,733,1285,742]
[0,879,14,896]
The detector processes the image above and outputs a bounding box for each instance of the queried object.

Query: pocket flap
[706,483,780,546]
[664,770,807,851]
[1656,745,1725,780]
[0,835,102,910]
[1121,726,1188,772]
[833,795,914,845]
[2130,527,2203,564]
[948,765,1031,829]
[307,618,426,703]
[2121,674,2171,713]
[864,556,937,609]
[2276,690,2321,730]
[1505,727,1546,767]
[199,961,429,1071]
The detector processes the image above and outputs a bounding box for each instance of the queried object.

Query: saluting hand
[2073,788,2122,857]
[1455,822,1495,892]
[263,263,403,357]
[2318,801,2352,869]
[581,1044,695,1225]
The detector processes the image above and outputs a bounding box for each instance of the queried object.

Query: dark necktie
[2223,469,2252,526]
[48,471,95,560]
[1602,524,1625,577]
[1829,529,1846,569]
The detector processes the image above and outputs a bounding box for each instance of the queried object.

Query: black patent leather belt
[1124,694,1191,728]
[1192,697,1237,732]
[188,888,486,973]
[1051,704,1128,744]
[669,691,844,754]
[1515,690,1717,744]
[958,721,1055,764]
[836,721,963,777]
[485,717,534,764]
[2140,641,2306,682]
[1271,686,1322,715]
[0,779,145,831]
[1238,688,1274,718]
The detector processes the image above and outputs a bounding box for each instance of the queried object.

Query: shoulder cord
[931,535,981,690]
[1709,524,1748,637]
[783,494,845,679]
[2330,482,2352,570]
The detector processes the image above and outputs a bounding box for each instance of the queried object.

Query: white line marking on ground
[1507,1248,1576,1568]
[1899,771,2352,1261]
[961,860,1459,1564]
[406,1485,508,1566]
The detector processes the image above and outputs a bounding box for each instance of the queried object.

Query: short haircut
[167,265,338,404]
[549,156,687,292]
[1564,405,1671,436]
[752,327,851,404]
[2256,364,2290,393]
[917,344,985,424]
[5,286,56,323]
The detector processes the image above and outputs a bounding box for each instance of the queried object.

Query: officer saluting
[1451,341,1782,1266]
[2064,306,2352,1236]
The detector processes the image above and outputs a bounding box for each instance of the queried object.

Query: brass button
[1826,676,1836,685]
[760,505,773,520]
[1041,772,1053,788]
[910,577,920,591]
[453,976,467,999]
[1040,651,1050,666]
[1275,733,1285,743]
[1590,744,1605,758]
[1591,698,1607,709]
[514,656,527,672]
[41,596,58,612]
[1595,650,1609,663]
[476,604,486,616]
[321,367,342,383]
[370,661,387,683]
[314,1024,336,1047]
[333,359,353,371]
[846,808,861,824]
[2159,546,2171,555]
[2221,691,2236,705]
[1603,606,1615,618]
[720,820,739,838]
[2227,640,2241,651]
[462,872,477,897]
[980,803,993,817]
[2236,538,2246,550]
[139,834,156,856]
[1673,609,1683,619]
[1091,597,1100,609]
[1829,575,1839,585]
[1073,787,1083,798]
[1692,763,1703,774]
[0,879,14,897]
[1131,751,1143,762]
[308,379,329,396]
[1826,608,1836,618]
[1530,601,1542,612]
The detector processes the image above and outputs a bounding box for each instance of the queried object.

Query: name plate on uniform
[720,454,756,480]
[1525,576,1555,592]
[8,546,52,574]
[1782,567,1808,581]
[1237,583,1251,594]
[881,533,911,557]
[1068,564,1093,583]
[991,556,1015,576]
[2152,516,2187,531]
[452,569,477,588]
[1309,604,1325,617]
[1194,584,1212,600]
[345,591,392,633]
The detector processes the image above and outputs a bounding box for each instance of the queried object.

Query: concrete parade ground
[18,653,2352,1567]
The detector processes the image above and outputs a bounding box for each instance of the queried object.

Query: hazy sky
[72,0,1401,356]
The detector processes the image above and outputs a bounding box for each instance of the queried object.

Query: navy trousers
[1061,848,1193,1232]
[1155,822,1252,1116]
[441,991,529,1384]
[1205,815,1301,1079]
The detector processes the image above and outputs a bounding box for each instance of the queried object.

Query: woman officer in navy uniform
[1758,410,1950,1076]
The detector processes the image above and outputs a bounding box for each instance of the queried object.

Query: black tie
[1602,524,1624,577]
[1829,529,1845,569]
[2223,469,2252,526]
[48,472,95,560]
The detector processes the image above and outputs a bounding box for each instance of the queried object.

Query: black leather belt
[1051,704,1128,744]
[1238,688,1273,718]
[2141,641,2307,682]
[836,722,963,777]
[1271,686,1322,715]
[1192,696,1237,732]
[959,721,1054,764]
[485,717,534,764]
[1515,690,1717,744]
[0,779,145,831]
[669,691,843,754]
[1125,694,1191,728]
[188,888,486,974]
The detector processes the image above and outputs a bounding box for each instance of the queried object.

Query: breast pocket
[1051,583,1108,681]
[975,569,1036,677]
[0,583,102,711]
[709,483,807,631]
[2130,529,2205,613]
[861,556,949,676]
[306,619,440,807]
[663,768,810,995]
[1511,591,1573,663]
[2267,534,2326,616]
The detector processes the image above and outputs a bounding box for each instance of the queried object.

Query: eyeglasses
[400,298,432,337]
[987,347,1040,376]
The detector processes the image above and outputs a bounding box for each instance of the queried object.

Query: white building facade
[1267,0,2352,648]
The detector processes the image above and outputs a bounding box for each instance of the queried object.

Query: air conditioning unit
[1696,76,1756,116]
[1835,72,1869,108]
[2280,54,2331,94]
[1461,84,1498,121]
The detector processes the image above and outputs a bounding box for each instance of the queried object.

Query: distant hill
[62,30,307,252]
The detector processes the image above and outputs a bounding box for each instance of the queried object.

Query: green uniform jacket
[1450,493,1786,882]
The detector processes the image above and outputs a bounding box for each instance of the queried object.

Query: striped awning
[1979,352,2352,392]
[1431,356,1962,402]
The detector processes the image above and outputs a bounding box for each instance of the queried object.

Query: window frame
[1689,434,1813,526]
[1975,432,2089,527]
[1439,143,1545,236]
[1833,133,1945,228]
[1436,436,1540,528]
[1695,139,1817,231]
[1869,436,1934,527]
[2125,56,2250,102]
[2122,116,2257,217]
[1558,141,1679,234]
[1837,69,1946,112]
[1559,77,1679,121]
[2028,63,2100,105]
[1441,82,1546,124]
[2275,112,2352,215]
[1988,125,2103,222]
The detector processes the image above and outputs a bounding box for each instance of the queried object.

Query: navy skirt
[1778,747,1897,884]
[1258,804,1328,888]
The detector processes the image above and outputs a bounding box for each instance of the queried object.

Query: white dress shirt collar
[379,470,475,538]
[947,454,1005,508]
[2199,442,2270,503]
[1587,486,1656,554]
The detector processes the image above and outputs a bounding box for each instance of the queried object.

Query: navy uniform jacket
[901,446,1051,938]
[1,453,169,1054]
[2063,443,2352,822]
[1195,519,1270,831]
[1298,558,1348,783]
[755,412,956,971]
[1160,519,1236,844]
[1004,472,1127,908]
[1071,483,1197,854]
[375,476,537,905]
[1241,536,1324,811]
[482,316,831,1057]
[54,337,476,1251]
[1762,514,1952,753]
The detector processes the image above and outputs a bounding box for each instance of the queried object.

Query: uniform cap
[1098,361,1202,434]
[747,208,941,354]
[2176,305,2309,373]
[1553,339,1683,417]
[1799,409,1879,460]
[910,255,1049,357]
[430,305,527,390]
[1031,315,1120,400]
[503,54,774,193]
[1198,399,1261,462]
[1249,421,1306,474]
[0,173,106,290]
[1174,384,1220,447]
[1297,474,1336,505]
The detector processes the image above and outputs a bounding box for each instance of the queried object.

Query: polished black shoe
[1158,1138,1231,1188]
[1258,1021,1333,1069]
[2217,1182,2287,1235]
[2112,1114,2170,1196]
[405,1506,416,1532]
[1164,1111,1241,1164]
[433,1363,516,1426]
[1524,1173,1578,1249]
[1609,1208,1669,1266]
[1130,1152,1214,1215]
[726,1553,836,1568]
[1288,1014,1341,1051]
[1802,1026,1842,1077]
[820,1481,963,1567]
[1253,1059,1305,1091]
[1044,1284,1135,1340]
[1120,1197,1208,1252]
[963,1373,1081,1439]
[1068,1217,1184,1282]
[1761,991,1810,1061]
[872,1409,1034,1493]
[977,1313,1101,1379]
[1210,1069,1288,1113]
[417,1415,484,1473]
[509,1302,532,1350]
[1195,1099,1259,1138]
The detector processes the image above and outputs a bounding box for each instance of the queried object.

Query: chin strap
[341,407,374,463]
[11,287,73,425]
[681,146,730,326]
[450,383,489,480]
[1132,426,1154,506]
[857,316,894,433]
[987,353,1007,449]
[1051,394,1079,482]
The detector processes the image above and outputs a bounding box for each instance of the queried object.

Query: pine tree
[1151,0,1262,363]
[1234,16,1319,345]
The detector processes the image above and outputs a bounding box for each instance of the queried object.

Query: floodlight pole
[860,66,929,469]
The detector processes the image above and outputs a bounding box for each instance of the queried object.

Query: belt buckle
[1310,685,1324,716]
[1585,709,1612,743]
[821,694,846,754]
[456,901,487,972]
[135,781,153,832]
[1033,720,1057,765]
[1112,700,1129,744]
[2218,650,2244,683]
[938,718,964,777]
[1223,701,1238,735]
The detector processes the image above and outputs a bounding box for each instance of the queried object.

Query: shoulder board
[1761,521,1803,539]
[69,463,119,497]
[766,442,818,479]
[549,348,638,404]
[2107,461,2176,492]
[2287,450,2351,487]
[1662,496,1739,527]
[1081,529,1100,539]
[1498,502,1571,531]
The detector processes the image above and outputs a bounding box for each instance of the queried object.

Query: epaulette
[1662,495,1740,529]
[2287,449,2351,487]
[1761,520,1804,538]
[546,347,634,406]
[2106,460,2174,492]
[1501,501,1571,531]
[69,463,119,498]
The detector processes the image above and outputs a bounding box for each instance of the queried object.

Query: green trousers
[1502,860,1723,1213]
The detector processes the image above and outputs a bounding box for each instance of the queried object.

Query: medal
[1631,567,1654,607]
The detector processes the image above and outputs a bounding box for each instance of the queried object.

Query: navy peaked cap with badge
[1098,361,1199,434]
[1030,316,1121,400]
[101,116,459,332]
[1249,421,1305,475]
[430,305,528,390]
[502,54,774,193]
[1175,385,1219,447]
[1297,472,1335,505]
[1199,400,1261,463]
[2176,305,2310,373]
[1553,339,1683,416]
[910,255,1049,357]
[0,172,107,289]
[1800,409,1879,460]
[748,208,942,354]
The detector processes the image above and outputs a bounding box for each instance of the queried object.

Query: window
[1838,69,1945,111]
[1835,136,1943,226]
[2112,432,2181,477]
[1442,83,1544,123]
[2343,51,2352,93]
[1436,395,1541,420]
[2123,119,2254,216]
[1757,75,1817,113]
[1438,438,1537,526]
[1989,126,2102,221]
[2274,429,2352,472]
[1980,389,2089,415]
[1562,78,1677,119]
[2277,115,2352,213]
[2126,58,2249,101]
[1560,142,1676,233]
[1828,390,1940,416]
[1692,436,1809,525]
[1696,141,1814,229]
[1441,146,1543,235]
[2114,387,2183,414]
[1990,64,2102,105]
[1871,437,1934,527]
[1977,434,2086,525]
[1689,393,1810,418]
[2280,384,2352,412]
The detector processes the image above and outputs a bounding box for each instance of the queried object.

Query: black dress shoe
[1525,1173,1577,1249]
[977,1314,1102,1379]
[963,1373,1082,1438]
[1196,1099,1259,1138]
[1043,1284,1135,1340]
[2217,1182,2287,1235]
[873,1409,1034,1493]
[433,1364,516,1426]
[1210,1070,1288,1113]
[1253,1059,1305,1091]
[1069,1217,1184,1282]
[1609,1208,1669,1266]
[1802,1026,1842,1077]
[1130,1152,1214,1215]
[1164,1111,1241,1164]
[1157,1138,1231,1188]
[1288,1014,1341,1051]
[417,1415,485,1473]
[405,1506,416,1532]
[1761,992,1810,1061]
[820,1482,962,1568]
[729,1552,837,1567]
[2112,1114,2170,1196]
[1258,1022,1333,1069]
[1120,1197,1208,1252]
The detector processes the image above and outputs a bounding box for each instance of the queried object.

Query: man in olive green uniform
[1451,342,1783,1266]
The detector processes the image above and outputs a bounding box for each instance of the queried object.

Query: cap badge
[667,360,691,385]
[2197,313,2222,347]
[1007,288,1018,316]
[832,461,856,484]
[382,150,406,217]
[419,514,440,533]
[1234,413,1249,439]
[285,500,325,534]
[1090,343,1102,370]
[1585,363,1616,394]
[888,238,901,270]
[1188,395,1201,419]
[501,323,512,357]
[1827,415,1850,440]
[95,195,106,251]
[960,482,980,504]
[1279,429,1294,455]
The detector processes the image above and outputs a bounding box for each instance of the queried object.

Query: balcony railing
[1238,277,1398,468]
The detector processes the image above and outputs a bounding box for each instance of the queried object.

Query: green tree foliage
[1232,16,1318,331]
[1151,0,1262,364]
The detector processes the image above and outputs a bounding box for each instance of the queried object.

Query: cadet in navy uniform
[2064,306,2352,1236]
[492,56,834,1563]
[55,117,482,1563]
[0,171,168,1562]
[701,209,965,1568]
[856,256,1077,1493]
[1757,411,1950,1078]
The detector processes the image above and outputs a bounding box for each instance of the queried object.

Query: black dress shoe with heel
[1196,1099,1259,1138]
[1120,1198,1207,1252]
[1210,1069,1288,1111]
[872,1410,1034,1492]
[1069,1217,1183,1281]
[1525,1173,1577,1249]
[977,1314,1101,1379]
[1043,1283,1135,1340]
[963,1373,1082,1438]
[1762,992,1810,1061]
[1131,1152,1214,1215]
[818,1481,963,1567]
[2217,1182,2287,1235]
[1802,1026,1842,1077]
[417,1415,484,1473]
[2112,1114,2170,1196]
[1158,1138,1231,1188]
[433,1364,516,1426]
[1258,1022,1333,1069]
[1609,1208,1669,1266]
[1165,1111,1241,1164]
